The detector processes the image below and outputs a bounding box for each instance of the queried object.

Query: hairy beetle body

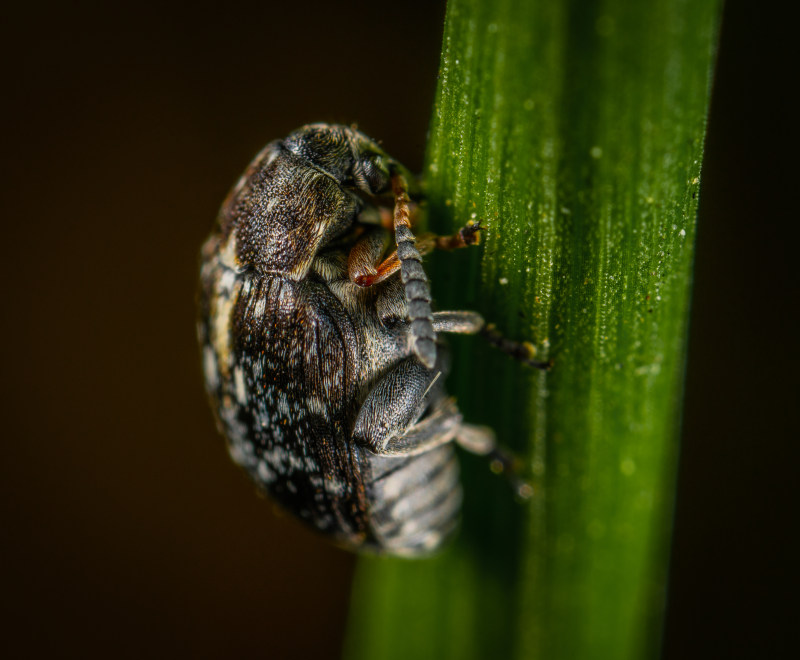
[199,124,542,556]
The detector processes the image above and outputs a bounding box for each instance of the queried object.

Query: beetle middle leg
[433,311,552,370]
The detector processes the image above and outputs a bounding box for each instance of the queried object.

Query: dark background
[0,1,793,658]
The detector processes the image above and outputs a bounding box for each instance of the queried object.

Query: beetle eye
[360,155,390,195]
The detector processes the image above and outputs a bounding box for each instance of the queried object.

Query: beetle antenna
[391,171,436,369]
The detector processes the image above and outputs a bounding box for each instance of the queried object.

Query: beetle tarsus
[456,425,533,499]
[479,323,552,370]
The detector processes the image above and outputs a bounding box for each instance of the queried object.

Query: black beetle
[198,124,547,556]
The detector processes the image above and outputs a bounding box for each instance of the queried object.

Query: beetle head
[284,124,416,198]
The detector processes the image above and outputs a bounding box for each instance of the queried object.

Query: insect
[198,124,548,556]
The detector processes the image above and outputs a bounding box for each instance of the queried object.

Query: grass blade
[345,1,720,658]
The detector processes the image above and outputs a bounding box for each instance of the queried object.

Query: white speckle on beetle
[219,269,236,294]
[276,393,290,418]
[234,367,247,404]
[257,461,277,483]
[219,235,239,269]
[306,395,327,416]
[254,296,266,318]
[326,477,346,497]
[203,346,219,389]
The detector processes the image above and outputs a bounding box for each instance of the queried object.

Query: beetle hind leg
[456,424,534,499]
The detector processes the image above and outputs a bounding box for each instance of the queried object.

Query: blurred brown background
[0,1,793,658]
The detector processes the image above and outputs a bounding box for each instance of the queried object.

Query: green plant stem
[345,1,720,658]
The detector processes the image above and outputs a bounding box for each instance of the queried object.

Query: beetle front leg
[416,221,483,256]
[344,218,439,289]
[347,226,400,287]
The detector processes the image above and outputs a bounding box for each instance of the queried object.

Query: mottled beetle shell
[199,125,486,556]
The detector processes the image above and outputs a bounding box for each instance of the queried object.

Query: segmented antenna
[391,172,436,369]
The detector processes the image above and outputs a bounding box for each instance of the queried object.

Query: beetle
[198,124,548,556]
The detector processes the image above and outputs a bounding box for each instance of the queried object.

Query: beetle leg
[391,173,437,369]
[456,425,534,499]
[353,354,534,496]
[377,202,420,231]
[432,310,485,334]
[346,224,482,289]
[353,356,461,456]
[381,398,463,456]
[479,322,553,369]
[416,221,483,256]
[347,226,402,287]
[431,311,552,370]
